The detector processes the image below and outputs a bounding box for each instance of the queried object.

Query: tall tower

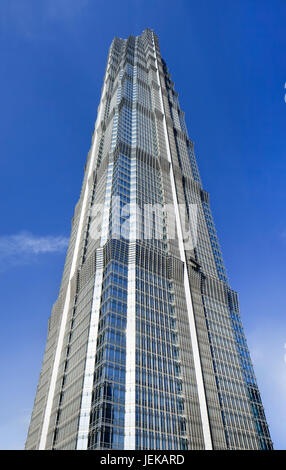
[26,29,272,450]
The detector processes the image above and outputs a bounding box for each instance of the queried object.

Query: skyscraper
[25,29,272,451]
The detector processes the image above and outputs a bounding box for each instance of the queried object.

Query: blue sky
[0,0,285,449]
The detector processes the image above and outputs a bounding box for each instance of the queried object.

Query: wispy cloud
[0,231,68,268]
[0,0,90,38]
[46,0,90,21]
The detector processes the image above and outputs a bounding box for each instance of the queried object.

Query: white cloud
[0,231,69,264]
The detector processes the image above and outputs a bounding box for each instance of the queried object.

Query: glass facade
[26,29,273,450]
